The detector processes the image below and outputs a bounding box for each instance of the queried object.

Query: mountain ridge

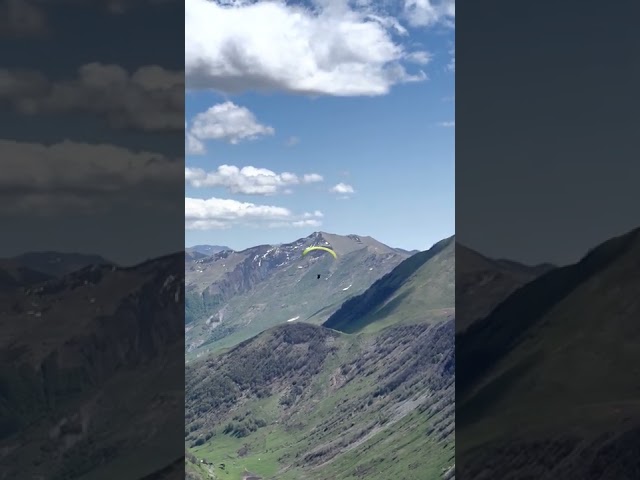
[324,235,454,333]
[455,243,554,333]
[0,252,184,480]
[185,231,412,356]
[456,225,640,478]
[457,226,640,394]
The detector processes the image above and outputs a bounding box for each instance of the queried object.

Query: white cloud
[303,173,323,183]
[185,119,205,155]
[447,47,455,72]
[185,165,324,195]
[185,0,426,96]
[403,0,455,28]
[185,196,323,229]
[304,210,324,218]
[271,219,322,228]
[405,51,431,65]
[438,120,454,127]
[0,139,182,215]
[2,63,184,131]
[186,132,206,155]
[188,101,274,146]
[330,182,355,195]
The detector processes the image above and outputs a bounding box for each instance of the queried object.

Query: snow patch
[286,316,300,322]
[342,284,352,291]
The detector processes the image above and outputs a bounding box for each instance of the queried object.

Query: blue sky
[185,0,455,252]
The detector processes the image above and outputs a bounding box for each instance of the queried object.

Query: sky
[0,0,184,265]
[185,0,455,252]
[456,0,640,266]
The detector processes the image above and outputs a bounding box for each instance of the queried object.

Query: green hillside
[186,322,454,480]
[185,236,456,480]
[324,236,454,333]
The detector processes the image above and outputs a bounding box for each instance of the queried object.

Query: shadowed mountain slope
[455,243,552,333]
[456,226,640,479]
[0,253,184,480]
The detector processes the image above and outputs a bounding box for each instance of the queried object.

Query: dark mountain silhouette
[11,251,111,277]
[0,253,184,480]
[456,226,640,479]
[455,244,554,333]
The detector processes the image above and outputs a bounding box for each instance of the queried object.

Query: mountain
[185,236,455,480]
[186,250,209,262]
[10,251,111,277]
[187,245,230,256]
[185,232,411,357]
[0,253,184,480]
[324,235,454,333]
[455,244,553,333]
[456,226,640,478]
[394,247,420,256]
[0,260,53,292]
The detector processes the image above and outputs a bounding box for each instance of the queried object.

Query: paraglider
[302,246,337,279]
[302,246,337,259]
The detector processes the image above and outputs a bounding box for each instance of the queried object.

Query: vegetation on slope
[324,236,454,333]
[185,319,455,480]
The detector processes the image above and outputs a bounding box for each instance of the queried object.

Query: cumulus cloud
[185,196,323,229]
[1,63,184,131]
[185,165,324,195]
[330,182,355,194]
[186,132,206,155]
[185,0,426,96]
[0,139,183,215]
[405,51,431,65]
[188,101,274,148]
[303,173,323,183]
[403,0,455,28]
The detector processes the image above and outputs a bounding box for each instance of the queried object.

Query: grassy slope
[324,236,454,334]
[187,323,454,480]
[186,238,456,480]
[456,227,640,478]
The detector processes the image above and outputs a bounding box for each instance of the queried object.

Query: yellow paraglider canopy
[302,246,337,259]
